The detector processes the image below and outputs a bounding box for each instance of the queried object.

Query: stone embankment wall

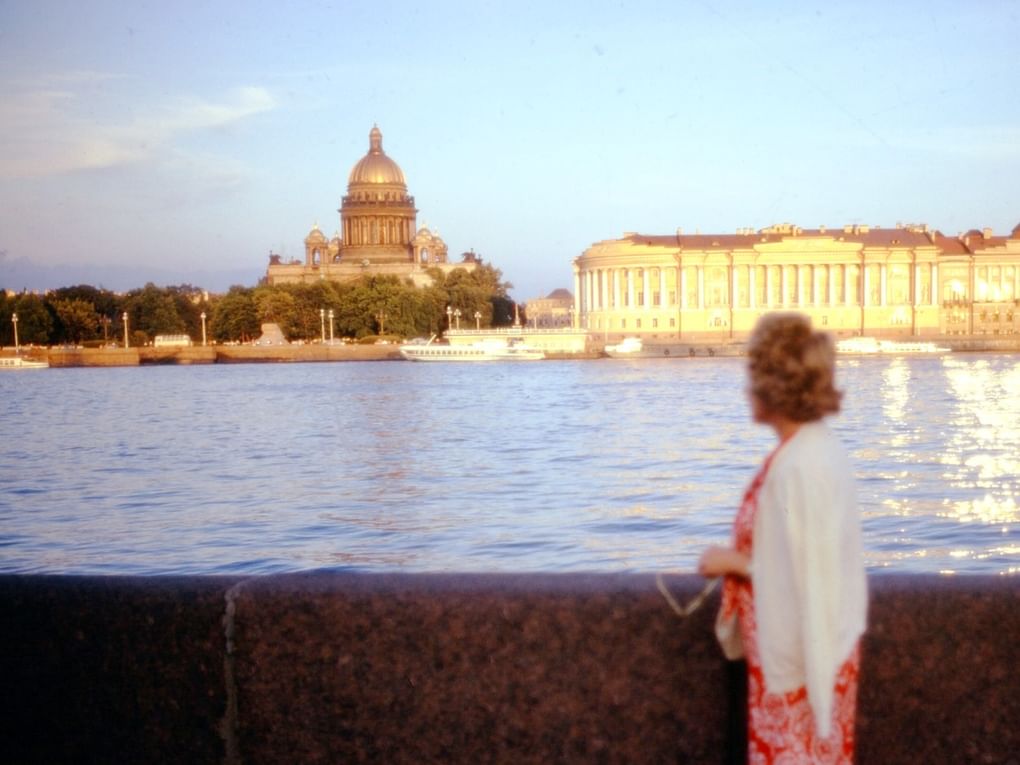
[47,347,142,367]
[214,344,400,363]
[944,336,1020,352]
[39,344,402,367]
[29,337,1020,367]
[1,574,1017,764]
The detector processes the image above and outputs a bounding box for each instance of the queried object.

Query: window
[652,318,658,328]
[636,319,642,329]
[888,264,909,305]
[735,265,749,308]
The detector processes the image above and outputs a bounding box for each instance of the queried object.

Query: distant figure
[698,313,867,763]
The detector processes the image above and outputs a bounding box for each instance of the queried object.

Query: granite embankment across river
[1,573,1017,764]
[19,334,1020,366]
[41,343,403,367]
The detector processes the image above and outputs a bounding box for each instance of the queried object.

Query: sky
[1,1,1018,301]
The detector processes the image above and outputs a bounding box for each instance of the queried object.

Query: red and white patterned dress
[720,448,860,764]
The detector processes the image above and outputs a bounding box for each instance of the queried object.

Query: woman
[699,313,867,764]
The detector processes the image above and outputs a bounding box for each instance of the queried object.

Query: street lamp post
[122,312,129,348]
[101,316,110,344]
[474,310,481,330]
[319,308,326,343]
[11,312,19,353]
[200,312,207,346]
[454,308,461,329]
[446,306,453,330]
[328,309,334,343]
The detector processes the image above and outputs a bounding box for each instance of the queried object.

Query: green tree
[50,285,119,321]
[283,282,342,340]
[49,284,121,343]
[123,283,185,342]
[165,284,208,340]
[0,292,12,346]
[331,281,376,338]
[9,293,53,345]
[209,286,260,342]
[51,298,100,343]
[253,287,297,338]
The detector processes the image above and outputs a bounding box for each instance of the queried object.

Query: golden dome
[305,224,327,242]
[347,125,407,187]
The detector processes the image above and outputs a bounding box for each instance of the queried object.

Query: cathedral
[265,125,475,287]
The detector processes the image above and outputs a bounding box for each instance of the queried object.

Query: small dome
[347,125,407,187]
[305,224,327,242]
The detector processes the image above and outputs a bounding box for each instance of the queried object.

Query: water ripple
[0,357,1018,575]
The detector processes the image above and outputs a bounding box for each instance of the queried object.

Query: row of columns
[343,216,414,247]
[579,263,941,314]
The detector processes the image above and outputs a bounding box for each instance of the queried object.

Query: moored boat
[604,337,643,357]
[399,336,544,361]
[836,337,950,355]
[0,356,49,369]
[604,338,746,358]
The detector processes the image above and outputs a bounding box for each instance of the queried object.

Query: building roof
[930,232,970,255]
[347,125,407,187]
[304,224,327,242]
[622,225,936,250]
[546,288,573,300]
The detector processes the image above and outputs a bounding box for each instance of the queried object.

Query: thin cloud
[0,77,276,179]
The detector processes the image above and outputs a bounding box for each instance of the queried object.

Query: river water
[1,355,1017,576]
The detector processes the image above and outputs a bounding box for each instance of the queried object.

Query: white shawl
[719,420,868,737]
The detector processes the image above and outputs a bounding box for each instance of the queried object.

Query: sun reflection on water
[1,357,1018,575]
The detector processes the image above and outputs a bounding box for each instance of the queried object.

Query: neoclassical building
[525,288,574,328]
[266,126,474,287]
[573,223,1020,340]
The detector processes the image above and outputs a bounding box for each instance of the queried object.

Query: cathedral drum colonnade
[573,223,1020,340]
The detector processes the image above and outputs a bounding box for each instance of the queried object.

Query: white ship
[0,356,49,369]
[399,336,544,361]
[836,337,950,355]
[604,337,644,357]
[604,337,746,358]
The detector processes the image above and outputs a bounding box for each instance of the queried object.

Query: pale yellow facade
[574,224,1020,340]
[525,288,574,328]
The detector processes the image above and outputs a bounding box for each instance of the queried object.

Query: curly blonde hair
[747,313,841,422]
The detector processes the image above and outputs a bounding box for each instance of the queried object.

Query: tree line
[0,264,520,347]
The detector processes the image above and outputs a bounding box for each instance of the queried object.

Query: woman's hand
[698,545,751,579]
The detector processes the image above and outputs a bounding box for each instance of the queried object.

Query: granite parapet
[1,573,1017,764]
[0,575,237,764]
[229,573,732,764]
